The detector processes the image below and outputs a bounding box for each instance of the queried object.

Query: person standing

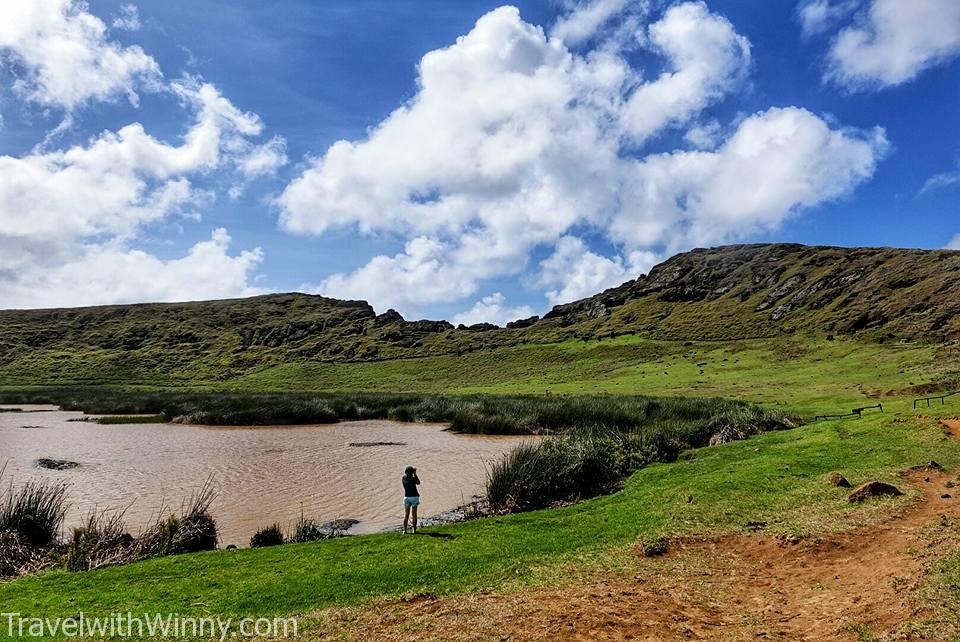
[402,466,420,534]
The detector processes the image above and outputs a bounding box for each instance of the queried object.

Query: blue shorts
[404,496,420,508]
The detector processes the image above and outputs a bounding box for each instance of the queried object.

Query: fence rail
[813,403,883,422]
[913,391,960,410]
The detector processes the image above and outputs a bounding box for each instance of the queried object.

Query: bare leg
[403,504,410,533]
[412,505,418,533]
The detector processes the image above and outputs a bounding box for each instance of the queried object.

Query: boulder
[34,458,80,470]
[826,472,851,488]
[848,481,903,503]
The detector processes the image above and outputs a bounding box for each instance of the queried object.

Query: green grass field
[1,335,959,639]
[226,335,946,416]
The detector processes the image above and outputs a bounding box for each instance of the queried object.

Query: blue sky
[0,0,958,323]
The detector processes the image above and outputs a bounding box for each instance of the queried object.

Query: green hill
[1,243,958,387]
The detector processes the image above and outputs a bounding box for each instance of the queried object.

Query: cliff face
[540,244,960,342]
[0,243,957,385]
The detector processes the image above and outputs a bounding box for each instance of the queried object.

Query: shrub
[135,480,218,557]
[486,432,631,511]
[0,476,68,547]
[250,524,284,548]
[63,510,134,572]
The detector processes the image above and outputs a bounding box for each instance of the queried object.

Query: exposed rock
[460,323,499,332]
[34,458,80,470]
[506,315,540,329]
[826,472,851,488]
[374,309,405,325]
[322,518,359,532]
[586,302,609,319]
[848,481,903,503]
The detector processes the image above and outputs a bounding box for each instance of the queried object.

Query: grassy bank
[1,411,957,632]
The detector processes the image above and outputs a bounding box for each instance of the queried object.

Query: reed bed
[0,473,218,578]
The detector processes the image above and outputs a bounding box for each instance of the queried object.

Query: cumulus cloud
[112,4,142,31]
[0,0,161,110]
[819,0,960,89]
[538,237,658,306]
[947,235,960,251]
[0,80,265,248]
[620,1,751,144]
[612,107,888,249]
[3,229,264,310]
[302,237,479,312]
[551,0,644,45]
[278,3,886,316]
[796,0,859,38]
[0,80,276,308]
[451,292,536,327]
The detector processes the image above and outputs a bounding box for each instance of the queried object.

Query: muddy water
[0,405,532,546]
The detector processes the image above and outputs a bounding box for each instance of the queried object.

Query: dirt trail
[317,470,960,641]
[941,419,960,439]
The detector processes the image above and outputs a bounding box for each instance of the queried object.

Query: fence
[813,403,884,422]
[913,391,960,410]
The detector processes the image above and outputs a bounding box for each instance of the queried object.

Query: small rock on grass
[826,472,851,488]
[848,481,903,503]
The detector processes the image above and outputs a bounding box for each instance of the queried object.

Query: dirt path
[942,419,960,439]
[316,470,960,641]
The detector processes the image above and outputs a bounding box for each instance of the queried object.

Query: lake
[0,405,532,546]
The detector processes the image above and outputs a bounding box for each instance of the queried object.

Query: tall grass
[0,388,792,436]
[0,474,68,547]
[487,406,793,511]
[0,473,218,577]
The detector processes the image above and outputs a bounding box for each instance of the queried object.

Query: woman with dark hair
[402,465,420,534]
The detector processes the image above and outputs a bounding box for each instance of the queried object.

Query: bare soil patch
[314,470,960,641]
[941,419,960,440]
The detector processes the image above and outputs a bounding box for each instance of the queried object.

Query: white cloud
[0,0,161,110]
[0,80,275,308]
[920,163,960,196]
[796,0,859,38]
[947,235,960,251]
[302,237,478,312]
[0,80,266,249]
[611,107,888,249]
[537,236,658,306]
[3,229,264,309]
[112,4,142,32]
[451,293,536,327]
[279,4,886,316]
[684,119,722,149]
[620,1,751,144]
[237,136,288,178]
[551,0,644,46]
[822,0,960,89]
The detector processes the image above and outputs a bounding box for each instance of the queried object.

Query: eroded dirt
[314,470,960,641]
[941,419,960,440]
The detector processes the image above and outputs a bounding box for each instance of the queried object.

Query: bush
[63,510,134,572]
[486,432,631,511]
[487,404,794,513]
[135,480,218,557]
[250,524,284,548]
[0,476,68,547]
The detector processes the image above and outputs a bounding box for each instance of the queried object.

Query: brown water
[0,405,532,546]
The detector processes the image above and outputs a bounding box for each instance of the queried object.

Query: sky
[0,0,958,324]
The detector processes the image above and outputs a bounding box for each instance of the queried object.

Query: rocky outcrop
[848,481,903,502]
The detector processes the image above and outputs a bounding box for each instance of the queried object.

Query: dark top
[402,473,420,497]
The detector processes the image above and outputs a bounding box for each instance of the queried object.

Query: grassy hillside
[1,243,959,387]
